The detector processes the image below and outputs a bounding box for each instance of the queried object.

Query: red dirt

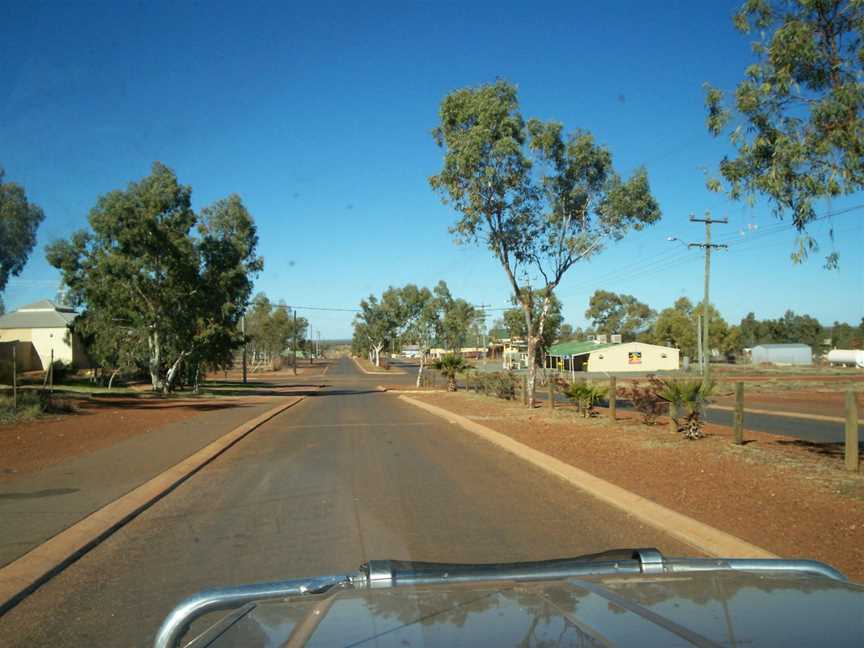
[0,370,317,480]
[0,397,229,480]
[410,391,864,583]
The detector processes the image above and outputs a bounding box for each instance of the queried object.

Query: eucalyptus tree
[431,281,477,352]
[430,81,661,405]
[0,166,45,295]
[584,290,655,339]
[47,163,261,392]
[354,294,395,366]
[705,0,864,267]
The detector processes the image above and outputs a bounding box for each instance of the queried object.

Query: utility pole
[687,212,727,383]
[241,314,247,384]
[293,309,298,376]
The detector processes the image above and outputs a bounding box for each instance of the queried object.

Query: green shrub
[471,371,517,399]
[0,391,77,424]
[564,380,608,417]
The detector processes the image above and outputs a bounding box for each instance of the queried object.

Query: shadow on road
[312,388,385,397]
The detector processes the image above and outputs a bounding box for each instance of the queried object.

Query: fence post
[521,375,527,406]
[733,381,744,445]
[609,376,617,420]
[548,380,555,410]
[49,348,54,394]
[12,344,17,410]
[846,389,859,473]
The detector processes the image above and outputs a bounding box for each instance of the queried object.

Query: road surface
[0,357,696,647]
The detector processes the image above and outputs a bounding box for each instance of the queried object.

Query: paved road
[0,357,696,647]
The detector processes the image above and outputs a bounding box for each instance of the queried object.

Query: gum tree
[0,166,45,296]
[430,81,661,405]
[47,163,261,392]
[705,0,864,267]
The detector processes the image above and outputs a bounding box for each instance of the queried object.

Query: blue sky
[2,0,862,338]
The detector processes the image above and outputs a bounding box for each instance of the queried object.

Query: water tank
[827,349,864,368]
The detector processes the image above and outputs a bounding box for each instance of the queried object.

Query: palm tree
[564,381,608,417]
[432,353,470,392]
[656,378,715,439]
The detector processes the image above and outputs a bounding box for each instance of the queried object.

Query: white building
[586,342,679,373]
[0,300,90,370]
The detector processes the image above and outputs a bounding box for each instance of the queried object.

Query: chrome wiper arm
[153,572,359,648]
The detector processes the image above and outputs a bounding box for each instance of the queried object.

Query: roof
[0,300,78,329]
[752,343,811,350]
[547,340,613,357]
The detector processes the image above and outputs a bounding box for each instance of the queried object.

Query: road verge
[0,396,305,615]
[352,356,406,375]
[399,394,777,560]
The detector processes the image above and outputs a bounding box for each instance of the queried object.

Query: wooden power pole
[688,212,727,383]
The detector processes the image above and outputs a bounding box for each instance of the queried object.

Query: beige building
[0,300,90,371]
[586,341,679,373]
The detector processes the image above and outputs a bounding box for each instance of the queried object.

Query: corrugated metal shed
[751,343,812,365]
[547,340,613,357]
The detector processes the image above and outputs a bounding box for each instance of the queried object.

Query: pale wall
[0,328,33,343]
[29,328,75,367]
[587,342,679,372]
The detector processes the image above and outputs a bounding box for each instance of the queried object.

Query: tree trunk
[163,351,188,394]
[108,369,119,390]
[447,375,457,392]
[148,329,162,391]
[416,351,425,388]
[371,343,384,367]
[526,337,537,407]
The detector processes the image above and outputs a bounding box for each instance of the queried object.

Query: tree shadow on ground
[310,388,386,396]
[76,400,255,413]
[773,438,864,459]
[197,385,326,397]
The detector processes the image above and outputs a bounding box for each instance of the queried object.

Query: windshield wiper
[154,548,846,648]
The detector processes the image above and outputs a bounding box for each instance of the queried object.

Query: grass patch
[0,391,77,424]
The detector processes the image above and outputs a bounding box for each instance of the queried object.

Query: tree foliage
[828,318,864,348]
[739,309,825,348]
[0,167,45,294]
[584,289,655,339]
[645,297,742,358]
[705,0,864,267]
[245,293,308,369]
[430,81,660,405]
[352,281,476,365]
[47,162,261,391]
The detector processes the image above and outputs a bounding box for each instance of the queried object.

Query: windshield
[1,2,862,647]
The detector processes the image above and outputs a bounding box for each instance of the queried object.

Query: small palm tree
[656,378,715,439]
[433,353,470,392]
[564,381,608,417]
